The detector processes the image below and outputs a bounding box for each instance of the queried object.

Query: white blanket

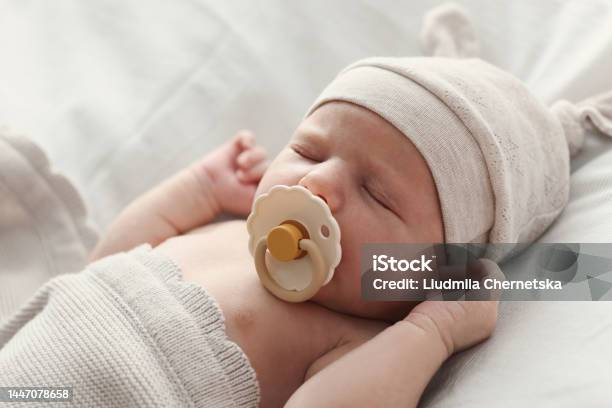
[0,130,97,318]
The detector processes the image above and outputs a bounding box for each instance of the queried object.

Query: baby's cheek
[257,162,302,195]
[334,209,396,281]
[335,230,367,287]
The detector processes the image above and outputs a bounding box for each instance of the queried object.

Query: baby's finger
[478,258,506,301]
[465,258,506,301]
[235,129,256,150]
[237,146,267,168]
[237,160,269,182]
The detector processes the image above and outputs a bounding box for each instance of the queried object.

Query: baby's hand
[89,130,267,261]
[200,130,268,217]
[404,259,503,358]
[285,259,503,408]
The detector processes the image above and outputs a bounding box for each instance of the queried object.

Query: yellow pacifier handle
[267,222,306,261]
[254,236,327,302]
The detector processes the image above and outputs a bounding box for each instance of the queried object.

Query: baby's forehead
[299,106,425,179]
[302,102,413,149]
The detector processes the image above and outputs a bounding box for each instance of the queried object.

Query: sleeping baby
[3,4,611,408]
[87,6,612,407]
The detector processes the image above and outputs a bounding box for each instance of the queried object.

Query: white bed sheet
[423,145,612,407]
[2,0,612,229]
[1,0,612,406]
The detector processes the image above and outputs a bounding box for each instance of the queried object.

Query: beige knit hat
[306,4,612,260]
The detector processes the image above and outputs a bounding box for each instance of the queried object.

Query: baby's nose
[298,173,342,213]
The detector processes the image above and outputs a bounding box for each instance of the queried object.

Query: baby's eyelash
[290,144,318,162]
[363,185,393,212]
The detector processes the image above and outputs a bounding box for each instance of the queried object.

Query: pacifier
[246,185,342,302]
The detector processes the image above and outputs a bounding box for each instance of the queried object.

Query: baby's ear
[419,2,480,59]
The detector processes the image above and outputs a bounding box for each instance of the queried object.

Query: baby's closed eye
[290,143,322,163]
[362,182,396,214]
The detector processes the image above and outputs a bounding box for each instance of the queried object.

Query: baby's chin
[311,279,417,322]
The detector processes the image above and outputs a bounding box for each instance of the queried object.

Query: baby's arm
[287,260,502,408]
[90,130,267,260]
[288,317,449,407]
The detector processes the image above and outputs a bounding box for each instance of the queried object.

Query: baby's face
[255,101,443,321]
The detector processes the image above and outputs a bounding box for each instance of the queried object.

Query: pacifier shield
[246,185,342,299]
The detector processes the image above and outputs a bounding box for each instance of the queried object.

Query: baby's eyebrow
[298,129,327,146]
[295,122,330,142]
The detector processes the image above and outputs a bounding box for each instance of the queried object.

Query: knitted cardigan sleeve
[0,244,260,408]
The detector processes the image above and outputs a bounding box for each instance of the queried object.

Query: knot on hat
[550,100,586,157]
[551,91,612,157]
[420,2,480,58]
